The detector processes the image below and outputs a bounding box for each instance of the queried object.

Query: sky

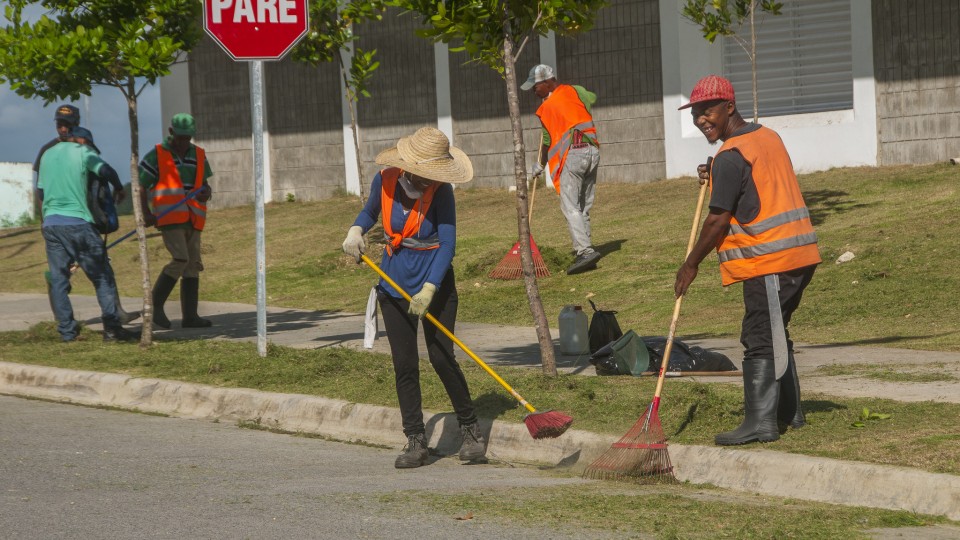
[0,4,163,185]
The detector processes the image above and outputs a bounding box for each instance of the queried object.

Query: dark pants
[43,224,121,340]
[740,265,817,362]
[378,270,477,437]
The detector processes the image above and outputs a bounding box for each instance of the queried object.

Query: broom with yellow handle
[361,254,572,439]
[583,157,712,482]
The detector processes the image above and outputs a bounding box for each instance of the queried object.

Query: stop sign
[203,0,309,61]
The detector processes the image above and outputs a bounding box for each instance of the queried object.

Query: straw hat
[375,127,473,184]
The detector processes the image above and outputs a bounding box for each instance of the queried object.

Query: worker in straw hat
[341,126,487,469]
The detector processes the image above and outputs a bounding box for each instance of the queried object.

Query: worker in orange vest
[521,64,602,275]
[138,113,214,330]
[674,75,821,446]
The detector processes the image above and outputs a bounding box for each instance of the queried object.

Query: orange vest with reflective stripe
[153,145,207,230]
[380,168,440,255]
[710,126,821,285]
[536,84,598,193]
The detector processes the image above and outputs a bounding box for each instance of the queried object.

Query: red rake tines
[489,236,550,279]
[582,401,676,483]
[524,410,574,439]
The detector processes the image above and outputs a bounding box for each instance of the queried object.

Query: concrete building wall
[0,162,34,227]
[558,0,665,184]
[872,0,960,165]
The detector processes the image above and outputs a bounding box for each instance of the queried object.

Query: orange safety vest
[152,145,207,230]
[380,168,440,255]
[710,126,821,285]
[536,84,599,193]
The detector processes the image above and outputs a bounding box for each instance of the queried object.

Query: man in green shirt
[38,129,139,343]
[138,113,214,330]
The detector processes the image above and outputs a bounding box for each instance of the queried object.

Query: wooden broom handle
[651,159,711,408]
[529,143,543,225]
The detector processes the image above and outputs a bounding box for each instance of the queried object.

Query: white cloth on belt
[363,286,378,349]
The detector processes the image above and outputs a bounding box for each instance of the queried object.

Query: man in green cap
[138,113,214,329]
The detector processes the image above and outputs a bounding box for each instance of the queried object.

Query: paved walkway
[2,292,958,403]
[2,292,959,524]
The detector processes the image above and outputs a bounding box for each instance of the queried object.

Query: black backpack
[587,299,623,354]
[87,172,119,235]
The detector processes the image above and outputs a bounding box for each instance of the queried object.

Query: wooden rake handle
[361,254,538,413]
[651,159,711,409]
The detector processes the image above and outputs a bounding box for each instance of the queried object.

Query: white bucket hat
[375,127,474,184]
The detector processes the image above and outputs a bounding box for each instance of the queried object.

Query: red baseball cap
[678,75,736,110]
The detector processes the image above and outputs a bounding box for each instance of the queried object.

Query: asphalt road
[0,395,603,540]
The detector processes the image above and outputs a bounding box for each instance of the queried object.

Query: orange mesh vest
[710,126,821,285]
[152,145,207,230]
[536,84,598,193]
[380,168,440,255]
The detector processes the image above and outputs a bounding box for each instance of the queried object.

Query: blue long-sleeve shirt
[354,171,456,298]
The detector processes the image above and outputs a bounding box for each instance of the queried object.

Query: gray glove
[342,225,365,263]
[408,283,437,319]
[530,161,545,178]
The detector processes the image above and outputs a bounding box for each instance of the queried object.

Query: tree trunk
[501,7,557,376]
[124,76,153,347]
[338,54,366,206]
[750,2,759,122]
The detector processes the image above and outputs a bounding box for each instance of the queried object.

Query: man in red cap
[674,75,821,446]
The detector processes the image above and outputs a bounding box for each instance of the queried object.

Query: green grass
[4,322,959,476]
[379,484,949,539]
[3,163,959,350]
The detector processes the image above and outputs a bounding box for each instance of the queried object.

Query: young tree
[387,0,607,376]
[0,0,203,346]
[291,1,387,205]
[682,0,783,122]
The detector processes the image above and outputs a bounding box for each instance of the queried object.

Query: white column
[434,42,453,144]
[340,48,361,195]
[538,31,557,71]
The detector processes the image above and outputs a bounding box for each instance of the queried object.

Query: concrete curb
[1,361,957,521]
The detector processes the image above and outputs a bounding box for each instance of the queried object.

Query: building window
[723,0,853,117]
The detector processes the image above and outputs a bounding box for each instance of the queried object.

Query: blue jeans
[43,224,121,340]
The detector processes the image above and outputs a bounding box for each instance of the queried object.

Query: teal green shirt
[38,141,106,222]
[540,85,598,147]
[138,138,213,190]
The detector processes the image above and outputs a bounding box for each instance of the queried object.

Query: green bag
[589,330,650,376]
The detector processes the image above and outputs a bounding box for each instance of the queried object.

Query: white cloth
[363,286,378,349]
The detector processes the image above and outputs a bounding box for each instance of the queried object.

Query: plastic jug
[559,304,589,355]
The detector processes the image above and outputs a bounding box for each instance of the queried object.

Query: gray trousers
[558,145,600,255]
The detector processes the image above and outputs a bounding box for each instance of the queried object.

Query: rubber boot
[715,358,780,445]
[180,277,212,328]
[151,273,178,329]
[777,352,806,430]
[115,289,141,325]
[458,422,487,462]
[394,433,429,469]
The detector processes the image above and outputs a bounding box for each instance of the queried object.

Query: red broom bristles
[523,410,574,439]
[582,403,676,482]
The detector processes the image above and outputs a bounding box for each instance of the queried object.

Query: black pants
[740,265,817,362]
[378,270,477,437]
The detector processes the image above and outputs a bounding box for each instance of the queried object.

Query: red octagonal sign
[204,0,309,61]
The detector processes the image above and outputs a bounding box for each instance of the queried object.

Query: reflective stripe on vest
[536,84,598,193]
[711,126,821,285]
[153,145,207,230]
[380,168,440,255]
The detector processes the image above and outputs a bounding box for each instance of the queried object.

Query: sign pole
[250,60,268,358]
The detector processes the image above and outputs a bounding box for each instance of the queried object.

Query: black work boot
[715,358,780,445]
[778,352,806,430]
[180,277,212,328]
[151,273,178,329]
[458,423,487,462]
[103,325,140,343]
[394,433,429,469]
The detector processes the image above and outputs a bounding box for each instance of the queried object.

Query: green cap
[170,113,196,136]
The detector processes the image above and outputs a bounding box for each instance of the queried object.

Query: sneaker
[102,326,140,343]
[458,423,487,462]
[394,433,429,469]
[566,250,602,275]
